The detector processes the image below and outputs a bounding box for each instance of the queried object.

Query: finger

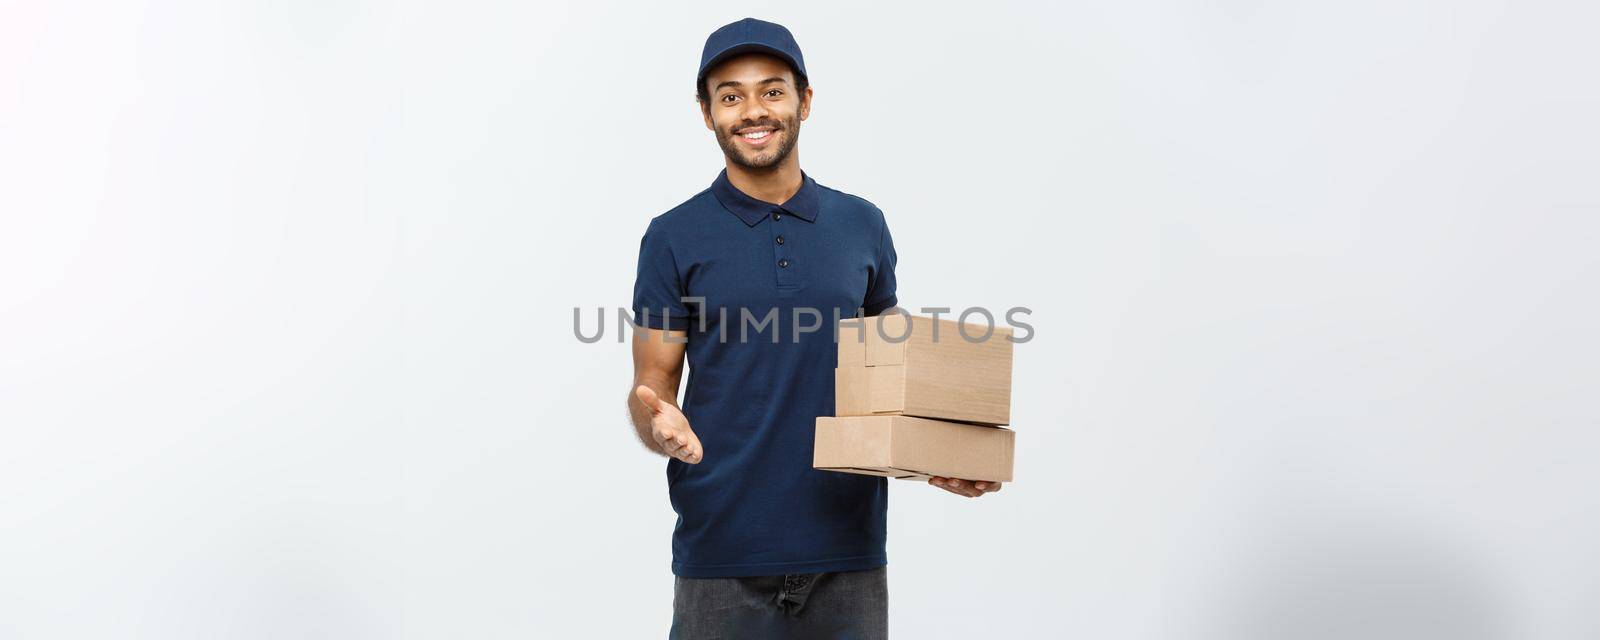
[662,433,687,454]
[656,429,683,452]
[929,478,969,497]
[944,478,983,498]
[929,477,983,497]
[634,385,661,413]
[664,431,702,464]
[676,440,702,463]
[973,481,1003,493]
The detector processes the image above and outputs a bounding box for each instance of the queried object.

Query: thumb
[634,385,662,414]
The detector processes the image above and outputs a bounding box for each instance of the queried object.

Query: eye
[721,94,739,103]
[766,89,783,98]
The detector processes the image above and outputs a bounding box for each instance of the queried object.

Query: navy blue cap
[697,18,807,91]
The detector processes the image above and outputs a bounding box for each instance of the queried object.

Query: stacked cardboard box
[814,314,1016,483]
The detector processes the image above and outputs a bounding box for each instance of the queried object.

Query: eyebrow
[714,77,789,92]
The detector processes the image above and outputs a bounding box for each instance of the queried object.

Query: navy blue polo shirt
[632,168,898,578]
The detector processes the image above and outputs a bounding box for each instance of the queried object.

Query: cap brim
[698,43,806,84]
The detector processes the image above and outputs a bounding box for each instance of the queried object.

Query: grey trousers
[669,565,888,639]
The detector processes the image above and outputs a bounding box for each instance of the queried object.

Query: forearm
[630,326,689,458]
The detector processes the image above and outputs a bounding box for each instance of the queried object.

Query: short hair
[697,63,809,108]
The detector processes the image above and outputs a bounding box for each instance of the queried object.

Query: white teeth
[741,130,771,139]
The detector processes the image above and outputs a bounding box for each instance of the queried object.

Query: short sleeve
[631,220,695,330]
[862,212,898,317]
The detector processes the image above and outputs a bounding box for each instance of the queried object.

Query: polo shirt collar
[710,168,820,227]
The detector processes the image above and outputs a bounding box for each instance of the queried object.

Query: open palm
[635,385,703,464]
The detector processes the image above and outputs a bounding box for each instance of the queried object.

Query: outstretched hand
[635,385,703,464]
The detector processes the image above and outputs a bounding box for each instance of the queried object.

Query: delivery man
[627,18,1001,639]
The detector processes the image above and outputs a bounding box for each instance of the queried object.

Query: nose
[739,95,771,123]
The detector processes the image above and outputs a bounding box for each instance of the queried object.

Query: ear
[699,99,714,131]
[799,85,813,121]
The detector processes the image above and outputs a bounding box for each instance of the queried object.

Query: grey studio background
[2,1,1597,638]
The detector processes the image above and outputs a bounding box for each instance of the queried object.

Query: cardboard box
[814,415,1015,482]
[836,315,1013,425]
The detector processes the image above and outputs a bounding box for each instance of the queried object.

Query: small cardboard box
[836,315,1013,425]
[814,415,1015,482]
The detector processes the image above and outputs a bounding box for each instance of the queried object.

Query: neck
[725,152,803,205]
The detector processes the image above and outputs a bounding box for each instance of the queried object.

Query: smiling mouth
[737,128,777,145]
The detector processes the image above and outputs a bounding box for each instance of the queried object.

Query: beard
[714,112,802,170]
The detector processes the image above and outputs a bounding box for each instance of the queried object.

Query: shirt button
[775,235,785,245]
[778,259,790,268]
[772,212,782,221]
